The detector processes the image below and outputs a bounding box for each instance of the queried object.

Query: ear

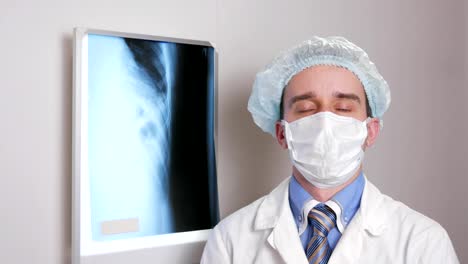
[275,121,288,149]
[364,118,381,149]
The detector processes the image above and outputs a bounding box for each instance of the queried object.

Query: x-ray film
[72,28,219,260]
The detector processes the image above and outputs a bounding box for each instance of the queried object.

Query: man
[201,36,459,263]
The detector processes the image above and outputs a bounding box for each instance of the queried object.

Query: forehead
[284,65,365,100]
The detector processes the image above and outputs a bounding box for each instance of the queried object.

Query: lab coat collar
[254,175,389,235]
[254,177,308,263]
[327,175,389,263]
[253,175,389,263]
[359,175,389,236]
[253,177,290,230]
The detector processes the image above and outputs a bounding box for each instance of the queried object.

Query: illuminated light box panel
[72,28,219,264]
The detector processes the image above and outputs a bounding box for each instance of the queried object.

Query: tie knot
[308,204,337,237]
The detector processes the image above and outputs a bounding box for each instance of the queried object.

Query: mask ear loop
[364,117,380,149]
[360,117,371,150]
[365,117,383,129]
[281,120,292,150]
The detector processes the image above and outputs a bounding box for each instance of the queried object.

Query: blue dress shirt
[288,172,365,250]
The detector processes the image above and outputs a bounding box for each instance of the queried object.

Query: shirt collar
[288,172,365,234]
[331,172,365,229]
[288,175,312,225]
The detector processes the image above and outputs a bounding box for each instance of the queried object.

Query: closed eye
[294,101,317,113]
[337,108,351,112]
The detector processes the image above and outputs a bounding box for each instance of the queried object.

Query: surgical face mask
[282,112,369,189]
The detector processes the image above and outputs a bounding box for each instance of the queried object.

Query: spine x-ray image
[87,34,218,241]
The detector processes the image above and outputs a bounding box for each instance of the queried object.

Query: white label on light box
[101,218,140,235]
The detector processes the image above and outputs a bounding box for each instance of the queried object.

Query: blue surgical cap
[248,36,391,136]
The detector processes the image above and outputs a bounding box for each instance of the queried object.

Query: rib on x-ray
[87,34,218,241]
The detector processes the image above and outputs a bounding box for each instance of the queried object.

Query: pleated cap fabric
[247,36,391,136]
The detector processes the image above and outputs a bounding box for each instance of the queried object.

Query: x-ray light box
[72,28,219,264]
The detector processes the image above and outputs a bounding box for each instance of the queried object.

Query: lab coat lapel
[254,177,308,264]
[269,207,308,264]
[327,208,364,263]
[328,176,388,264]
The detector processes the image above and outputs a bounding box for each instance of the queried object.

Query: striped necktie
[306,203,337,264]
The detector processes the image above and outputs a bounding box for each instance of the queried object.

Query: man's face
[282,65,368,123]
[275,65,380,150]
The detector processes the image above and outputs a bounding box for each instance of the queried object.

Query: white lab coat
[201,176,459,263]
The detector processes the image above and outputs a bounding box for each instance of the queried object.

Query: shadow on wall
[219,71,290,218]
[61,32,73,263]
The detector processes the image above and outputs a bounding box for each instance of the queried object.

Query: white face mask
[282,112,369,189]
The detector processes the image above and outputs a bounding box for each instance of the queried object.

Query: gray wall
[0,0,466,263]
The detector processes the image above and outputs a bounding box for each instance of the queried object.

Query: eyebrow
[288,92,317,108]
[333,92,362,104]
